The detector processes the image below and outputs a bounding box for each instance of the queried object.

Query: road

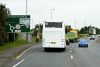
[5,39,100,67]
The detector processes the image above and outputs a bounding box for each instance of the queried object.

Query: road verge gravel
[0,44,33,67]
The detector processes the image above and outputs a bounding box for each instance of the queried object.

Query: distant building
[89,27,96,35]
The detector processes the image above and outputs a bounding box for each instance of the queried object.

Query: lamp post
[26,0,28,43]
[84,19,85,34]
[75,19,76,29]
[26,0,28,15]
[51,8,55,20]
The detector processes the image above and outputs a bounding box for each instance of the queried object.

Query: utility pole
[84,19,85,34]
[51,8,55,20]
[75,19,76,29]
[26,0,28,15]
[26,0,28,43]
[51,9,52,20]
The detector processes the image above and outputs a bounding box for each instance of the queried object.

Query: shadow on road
[44,48,66,52]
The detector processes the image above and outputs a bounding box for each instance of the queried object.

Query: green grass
[78,34,89,38]
[0,39,27,51]
[33,36,37,44]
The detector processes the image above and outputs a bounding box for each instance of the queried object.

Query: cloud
[0,0,100,29]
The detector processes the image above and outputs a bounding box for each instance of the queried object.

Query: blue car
[78,39,88,47]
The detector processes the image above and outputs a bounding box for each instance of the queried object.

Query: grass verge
[33,36,42,44]
[78,34,89,38]
[0,39,27,51]
[33,36,37,44]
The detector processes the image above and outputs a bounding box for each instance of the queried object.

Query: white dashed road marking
[71,55,74,60]
[70,50,72,53]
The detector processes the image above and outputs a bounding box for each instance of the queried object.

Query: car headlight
[86,42,88,44]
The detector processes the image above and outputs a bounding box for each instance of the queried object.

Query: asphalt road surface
[5,39,100,67]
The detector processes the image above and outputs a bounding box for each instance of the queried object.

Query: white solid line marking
[71,55,74,60]
[70,50,72,52]
[13,59,25,67]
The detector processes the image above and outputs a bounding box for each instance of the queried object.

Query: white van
[42,21,66,51]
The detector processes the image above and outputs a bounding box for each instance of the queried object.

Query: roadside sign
[5,15,30,32]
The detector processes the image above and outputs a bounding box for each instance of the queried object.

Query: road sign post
[5,15,30,43]
[5,15,30,33]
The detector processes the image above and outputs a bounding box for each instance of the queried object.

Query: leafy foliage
[0,4,18,45]
[0,4,10,45]
[79,26,100,34]
[32,24,43,36]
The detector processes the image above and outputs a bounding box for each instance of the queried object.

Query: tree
[79,25,100,34]
[0,4,11,45]
[32,24,43,36]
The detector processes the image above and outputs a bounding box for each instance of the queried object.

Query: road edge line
[16,46,33,59]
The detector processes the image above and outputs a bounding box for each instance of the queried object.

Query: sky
[0,0,100,29]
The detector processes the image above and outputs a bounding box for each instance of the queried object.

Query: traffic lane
[12,44,76,67]
[17,43,73,59]
[4,44,44,67]
[88,39,100,59]
[71,40,100,67]
[14,52,74,67]
[18,44,44,59]
[12,40,100,67]
[87,39,100,57]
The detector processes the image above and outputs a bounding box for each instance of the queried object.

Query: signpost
[5,15,30,33]
[5,15,30,43]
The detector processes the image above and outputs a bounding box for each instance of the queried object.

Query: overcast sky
[0,0,100,29]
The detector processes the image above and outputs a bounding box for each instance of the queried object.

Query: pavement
[0,44,34,67]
